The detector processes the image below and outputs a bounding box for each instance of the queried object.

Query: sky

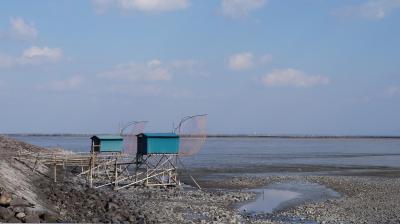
[0,0,400,135]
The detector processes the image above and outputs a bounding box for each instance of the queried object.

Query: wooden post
[146,157,149,186]
[114,157,118,189]
[89,141,94,188]
[135,155,139,182]
[53,154,57,183]
[89,153,94,188]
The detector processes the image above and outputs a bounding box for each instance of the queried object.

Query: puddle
[239,181,340,214]
[240,189,300,213]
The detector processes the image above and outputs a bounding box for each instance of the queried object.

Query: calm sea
[12,135,400,172]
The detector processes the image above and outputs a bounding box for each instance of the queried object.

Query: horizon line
[3,133,400,139]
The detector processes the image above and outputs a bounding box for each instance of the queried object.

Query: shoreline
[5,133,400,139]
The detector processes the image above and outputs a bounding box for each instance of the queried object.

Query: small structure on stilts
[14,115,207,190]
[131,133,180,187]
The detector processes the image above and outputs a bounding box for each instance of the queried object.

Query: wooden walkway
[13,151,185,190]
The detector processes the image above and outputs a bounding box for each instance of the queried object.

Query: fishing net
[176,114,207,157]
[122,121,148,155]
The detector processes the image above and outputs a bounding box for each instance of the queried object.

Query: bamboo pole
[114,158,118,189]
[89,144,94,188]
[53,154,57,183]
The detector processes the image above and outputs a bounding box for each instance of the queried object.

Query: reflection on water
[240,189,300,213]
[240,181,340,214]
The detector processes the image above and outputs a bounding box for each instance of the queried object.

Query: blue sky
[1,0,400,135]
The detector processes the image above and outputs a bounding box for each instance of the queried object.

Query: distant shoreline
[4,133,400,139]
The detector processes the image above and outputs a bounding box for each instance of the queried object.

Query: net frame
[120,121,148,155]
[175,114,207,157]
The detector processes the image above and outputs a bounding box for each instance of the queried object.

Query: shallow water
[13,135,400,170]
[240,181,340,214]
[240,189,300,213]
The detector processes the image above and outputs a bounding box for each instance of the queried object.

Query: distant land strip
[4,133,400,139]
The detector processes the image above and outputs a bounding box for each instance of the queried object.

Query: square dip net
[175,114,207,157]
[121,121,148,155]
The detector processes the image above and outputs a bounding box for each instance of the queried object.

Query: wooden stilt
[89,153,94,188]
[114,157,118,189]
[53,164,57,183]
[53,154,57,183]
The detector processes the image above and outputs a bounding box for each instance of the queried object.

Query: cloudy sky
[1,0,400,135]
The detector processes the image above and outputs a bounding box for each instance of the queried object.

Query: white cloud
[262,68,330,87]
[334,0,400,20]
[99,59,172,82]
[10,17,38,40]
[228,52,254,71]
[92,0,189,14]
[259,54,273,64]
[98,59,200,98]
[99,59,202,81]
[0,46,63,68]
[20,46,63,64]
[228,52,272,71]
[221,0,267,18]
[108,83,193,98]
[44,76,84,92]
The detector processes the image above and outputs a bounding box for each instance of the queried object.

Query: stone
[91,217,101,223]
[0,192,12,207]
[12,206,25,213]
[7,216,22,223]
[24,214,41,223]
[0,206,14,220]
[39,213,59,223]
[128,215,136,222]
[106,201,119,212]
[15,212,26,219]
[10,198,31,207]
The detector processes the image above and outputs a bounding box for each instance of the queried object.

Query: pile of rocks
[0,189,56,223]
[37,176,255,223]
[37,179,145,223]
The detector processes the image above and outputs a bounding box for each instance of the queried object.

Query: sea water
[13,135,400,171]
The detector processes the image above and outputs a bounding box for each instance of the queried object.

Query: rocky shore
[0,135,255,223]
[2,135,400,223]
[283,176,400,224]
[202,175,400,224]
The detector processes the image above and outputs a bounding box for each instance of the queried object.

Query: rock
[128,215,136,222]
[106,201,119,212]
[7,216,22,223]
[11,206,25,213]
[39,213,59,223]
[10,198,31,207]
[0,206,14,220]
[91,217,101,223]
[0,192,12,207]
[24,214,41,223]
[15,212,26,219]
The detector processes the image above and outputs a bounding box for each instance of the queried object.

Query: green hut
[91,135,123,153]
[137,133,179,155]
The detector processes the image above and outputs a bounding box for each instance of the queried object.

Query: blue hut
[91,135,123,153]
[136,133,179,155]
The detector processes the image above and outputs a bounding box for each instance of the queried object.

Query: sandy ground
[1,135,400,223]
